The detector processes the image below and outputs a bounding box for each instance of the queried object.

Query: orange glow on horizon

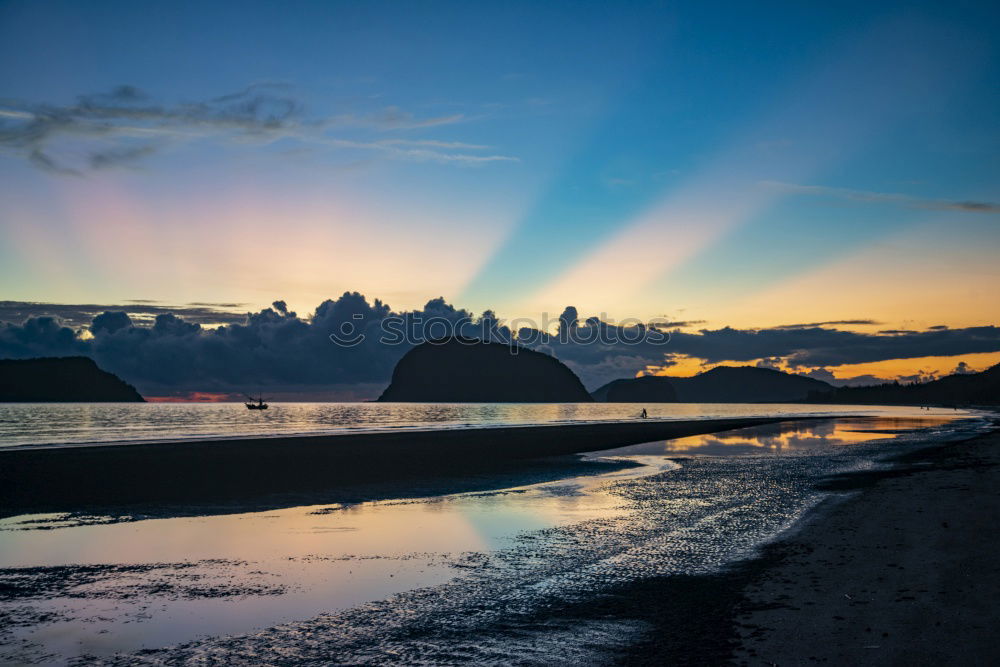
[640,351,1000,383]
[816,351,1000,382]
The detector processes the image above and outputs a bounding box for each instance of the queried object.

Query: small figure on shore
[640,408,648,419]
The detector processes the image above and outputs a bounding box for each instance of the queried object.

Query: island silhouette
[592,366,833,403]
[0,356,144,402]
[378,337,593,402]
[808,363,1000,406]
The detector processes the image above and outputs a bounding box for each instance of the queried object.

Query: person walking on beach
[640,408,648,419]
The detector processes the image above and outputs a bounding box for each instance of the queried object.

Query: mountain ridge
[808,363,1000,405]
[592,366,834,403]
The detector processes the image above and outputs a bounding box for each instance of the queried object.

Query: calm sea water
[0,401,965,448]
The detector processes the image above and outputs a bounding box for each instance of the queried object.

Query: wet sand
[0,416,798,514]
[728,424,1000,665]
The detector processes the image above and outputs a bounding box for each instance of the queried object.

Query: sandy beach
[730,422,1000,665]
[602,420,1000,666]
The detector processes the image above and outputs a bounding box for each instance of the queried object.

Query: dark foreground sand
[731,426,1000,665]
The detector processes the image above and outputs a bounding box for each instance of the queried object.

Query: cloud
[0,294,489,395]
[29,149,81,175]
[755,357,784,370]
[772,319,879,329]
[661,325,1000,368]
[896,370,939,384]
[563,354,664,390]
[0,85,513,173]
[798,367,897,387]
[88,144,157,169]
[377,139,489,150]
[326,106,465,130]
[2,294,998,397]
[322,137,518,165]
[764,181,1000,214]
[0,300,250,329]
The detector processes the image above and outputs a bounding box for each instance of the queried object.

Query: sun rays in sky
[1,0,999,384]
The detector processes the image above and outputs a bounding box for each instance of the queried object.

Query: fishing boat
[245,394,269,410]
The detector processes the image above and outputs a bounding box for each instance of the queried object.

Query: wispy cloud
[326,106,465,130]
[321,137,518,165]
[771,319,880,329]
[764,181,1000,213]
[0,84,513,174]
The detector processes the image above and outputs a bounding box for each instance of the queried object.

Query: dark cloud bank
[2,294,998,398]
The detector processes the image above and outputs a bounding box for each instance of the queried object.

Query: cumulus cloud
[755,357,784,370]
[0,293,498,396]
[798,367,895,387]
[764,181,1000,214]
[563,354,666,390]
[1,293,998,397]
[0,84,514,173]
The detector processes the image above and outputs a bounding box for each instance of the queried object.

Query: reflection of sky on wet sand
[0,457,677,661]
[596,417,957,457]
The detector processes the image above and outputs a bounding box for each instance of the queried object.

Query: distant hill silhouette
[378,337,592,402]
[0,356,145,402]
[809,363,1000,406]
[593,366,833,403]
[602,375,679,402]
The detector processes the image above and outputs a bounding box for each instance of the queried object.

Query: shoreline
[0,415,807,515]
[604,421,1000,664]
[730,422,1000,665]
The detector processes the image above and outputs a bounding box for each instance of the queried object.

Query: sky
[1,0,999,396]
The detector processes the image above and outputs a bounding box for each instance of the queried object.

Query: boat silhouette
[244,393,269,410]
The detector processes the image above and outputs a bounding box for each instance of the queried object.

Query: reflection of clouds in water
[598,417,951,458]
[664,441,773,456]
[663,419,899,455]
[534,483,586,498]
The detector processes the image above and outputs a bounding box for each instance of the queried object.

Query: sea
[0,400,971,448]
[0,402,990,664]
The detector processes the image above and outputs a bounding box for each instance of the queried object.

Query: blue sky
[1,0,998,340]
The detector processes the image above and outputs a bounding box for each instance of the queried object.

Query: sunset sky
[1,0,999,391]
